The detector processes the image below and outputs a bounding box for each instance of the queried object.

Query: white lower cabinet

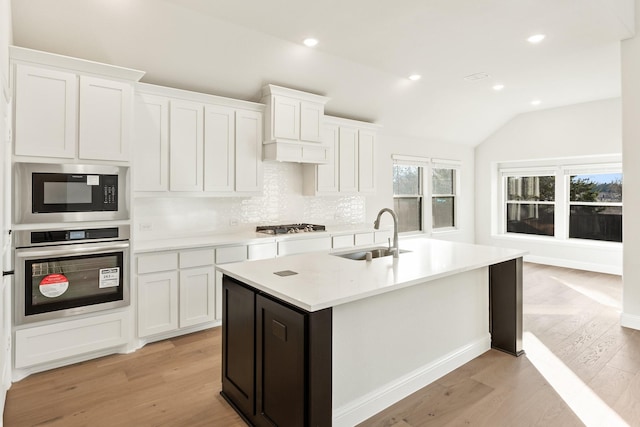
[137,249,216,338]
[179,266,216,328]
[278,237,332,256]
[138,270,179,337]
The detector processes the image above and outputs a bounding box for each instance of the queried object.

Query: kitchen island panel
[332,268,489,425]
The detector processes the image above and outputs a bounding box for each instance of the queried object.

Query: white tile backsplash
[134,162,365,239]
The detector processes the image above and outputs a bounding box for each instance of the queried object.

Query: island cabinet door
[255,294,305,427]
[221,277,256,420]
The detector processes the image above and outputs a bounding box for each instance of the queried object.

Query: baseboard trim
[332,334,491,427]
[620,312,640,331]
[524,255,621,275]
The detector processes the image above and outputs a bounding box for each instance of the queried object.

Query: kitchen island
[217,237,526,427]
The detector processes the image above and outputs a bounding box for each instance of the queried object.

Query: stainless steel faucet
[374,208,399,258]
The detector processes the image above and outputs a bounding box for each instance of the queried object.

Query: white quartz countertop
[133,224,387,253]
[217,237,527,312]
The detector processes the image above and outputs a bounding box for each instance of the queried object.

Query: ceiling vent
[464,72,490,81]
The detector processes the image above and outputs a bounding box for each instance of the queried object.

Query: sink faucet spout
[374,208,399,258]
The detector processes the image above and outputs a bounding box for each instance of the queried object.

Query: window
[392,156,460,234]
[432,168,456,229]
[569,173,622,242]
[505,175,555,236]
[393,165,422,233]
[499,161,622,243]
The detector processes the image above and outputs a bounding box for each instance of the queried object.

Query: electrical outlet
[229,219,238,227]
[139,223,152,232]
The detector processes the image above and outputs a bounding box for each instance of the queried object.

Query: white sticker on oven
[99,267,120,288]
[87,175,99,186]
[39,274,69,298]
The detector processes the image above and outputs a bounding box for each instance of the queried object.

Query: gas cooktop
[256,224,326,235]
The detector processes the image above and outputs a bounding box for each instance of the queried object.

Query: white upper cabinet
[134,83,264,195]
[262,84,330,164]
[134,93,169,191]
[338,126,359,193]
[169,100,204,191]
[235,109,263,192]
[358,129,376,194]
[313,123,339,194]
[11,47,144,162]
[204,104,235,192]
[14,64,77,158]
[299,101,324,143]
[78,76,132,161]
[303,116,379,196]
[273,95,300,140]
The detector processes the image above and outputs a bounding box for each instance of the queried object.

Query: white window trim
[392,154,461,235]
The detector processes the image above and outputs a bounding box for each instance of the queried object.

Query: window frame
[431,163,459,232]
[392,155,461,235]
[563,166,622,242]
[501,169,557,238]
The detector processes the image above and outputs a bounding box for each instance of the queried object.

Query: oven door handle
[15,241,130,259]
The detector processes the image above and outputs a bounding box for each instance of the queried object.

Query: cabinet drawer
[216,245,248,264]
[15,311,128,368]
[180,249,215,269]
[248,242,277,260]
[374,230,393,244]
[355,232,375,246]
[332,235,354,249]
[278,237,331,256]
[137,252,178,274]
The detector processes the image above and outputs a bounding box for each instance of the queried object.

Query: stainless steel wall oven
[14,225,130,325]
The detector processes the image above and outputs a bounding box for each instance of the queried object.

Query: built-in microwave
[14,163,129,224]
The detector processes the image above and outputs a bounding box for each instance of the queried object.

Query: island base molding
[332,334,490,427]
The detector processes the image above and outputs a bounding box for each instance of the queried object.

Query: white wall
[621,0,640,329]
[367,131,475,243]
[475,98,623,274]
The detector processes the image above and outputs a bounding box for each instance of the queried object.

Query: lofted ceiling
[9,0,634,146]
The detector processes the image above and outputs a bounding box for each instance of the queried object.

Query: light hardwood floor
[4,263,636,426]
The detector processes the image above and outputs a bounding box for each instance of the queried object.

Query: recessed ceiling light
[408,74,421,81]
[531,99,541,106]
[527,34,546,44]
[492,84,505,91]
[303,38,318,47]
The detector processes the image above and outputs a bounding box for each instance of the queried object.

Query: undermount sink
[333,247,410,261]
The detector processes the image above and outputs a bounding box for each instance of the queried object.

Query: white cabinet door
[134,93,169,191]
[14,64,77,158]
[299,101,323,143]
[338,127,359,193]
[316,123,339,194]
[272,95,299,140]
[235,109,263,192]
[179,266,216,328]
[78,76,132,161]
[138,271,179,337]
[204,104,235,192]
[169,100,203,191]
[358,129,376,193]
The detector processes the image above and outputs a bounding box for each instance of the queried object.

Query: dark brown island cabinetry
[221,275,332,427]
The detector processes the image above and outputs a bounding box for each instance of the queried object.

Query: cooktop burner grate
[256,224,326,234]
